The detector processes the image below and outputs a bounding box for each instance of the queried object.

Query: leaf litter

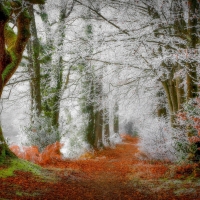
[0,134,200,199]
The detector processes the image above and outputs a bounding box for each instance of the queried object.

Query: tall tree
[79,1,105,148]
[25,0,75,150]
[0,0,45,161]
[27,5,42,118]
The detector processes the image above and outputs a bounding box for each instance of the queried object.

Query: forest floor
[1,135,200,200]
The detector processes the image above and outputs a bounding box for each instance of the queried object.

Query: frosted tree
[27,4,42,118]
[78,1,104,148]
[24,0,75,150]
[75,0,200,160]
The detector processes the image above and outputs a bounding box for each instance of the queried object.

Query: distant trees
[74,0,200,160]
[91,0,200,126]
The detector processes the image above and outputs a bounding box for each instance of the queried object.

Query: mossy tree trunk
[113,102,119,133]
[83,78,105,148]
[81,3,105,148]
[26,2,74,149]
[39,2,73,129]
[156,89,167,118]
[47,3,71,129]
[0,124,16,161]
[186,0,198,100]
[94,109,103,148]
[0,0,45,161]
[162,76,179,127]
[186,0,199,146]
[27,5,42,118]
[84,78,96,146]
[175,64,185,111]
[93,78,104,148]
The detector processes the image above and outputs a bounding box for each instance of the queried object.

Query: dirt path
[0,135,200,199]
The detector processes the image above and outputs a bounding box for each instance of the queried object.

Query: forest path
[1,135,200,199]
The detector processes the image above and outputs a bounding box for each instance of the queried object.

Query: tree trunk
[51,57,62,129]
[27,5,42,116]
[103,108,110,145]
[0,124,16,162]
[114,103,119,133]
[0,0,45,162]
[186,64,198,100]
[156,89,167,118]
[162,80,177,126]
[186,0,198,100]
[175,64,185,110]
[85,79,96,146]
[94,109,103,148]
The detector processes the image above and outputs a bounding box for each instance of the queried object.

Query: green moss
[0,146,6,163]
[20,27,31,40]
[16,191,23,197]
[22,10,31,20]
[16,190,41,197]
[2,51,17,81]
[0,158,42,178]
[4,25,17,50]
[40,12,48,22]
[0,3,11,21]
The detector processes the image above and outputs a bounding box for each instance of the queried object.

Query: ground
[0,135,200,200]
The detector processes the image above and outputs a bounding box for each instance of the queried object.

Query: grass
[0,158,42,178]
[129,172,200,198]
[16,191,23,197]
[16,190,41,197]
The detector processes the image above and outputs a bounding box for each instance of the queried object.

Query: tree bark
[0,1,45,161]
[103,108,110,145]
[94,109,103,148]
[28,5,42,116]
[0,124,16,162]
[175,64,185,110]
[162,80,177,126]
[156,88,167,118]
[114,103,119,133]
[186,64,198,100]
[186,0,198,100]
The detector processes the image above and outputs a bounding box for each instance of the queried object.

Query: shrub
[178,98,200,161]
[21,115,60,151]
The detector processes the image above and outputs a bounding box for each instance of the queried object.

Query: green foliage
[184,100,200,118]
[40,12,48,21]
[38,42,54,64]
[177,99,200,161]
[22,9,31,20]
[40,88,60,125]
[86,24,92,35]
[181,99,200,136]
[175,141,197,161]
[0,3,11,21]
